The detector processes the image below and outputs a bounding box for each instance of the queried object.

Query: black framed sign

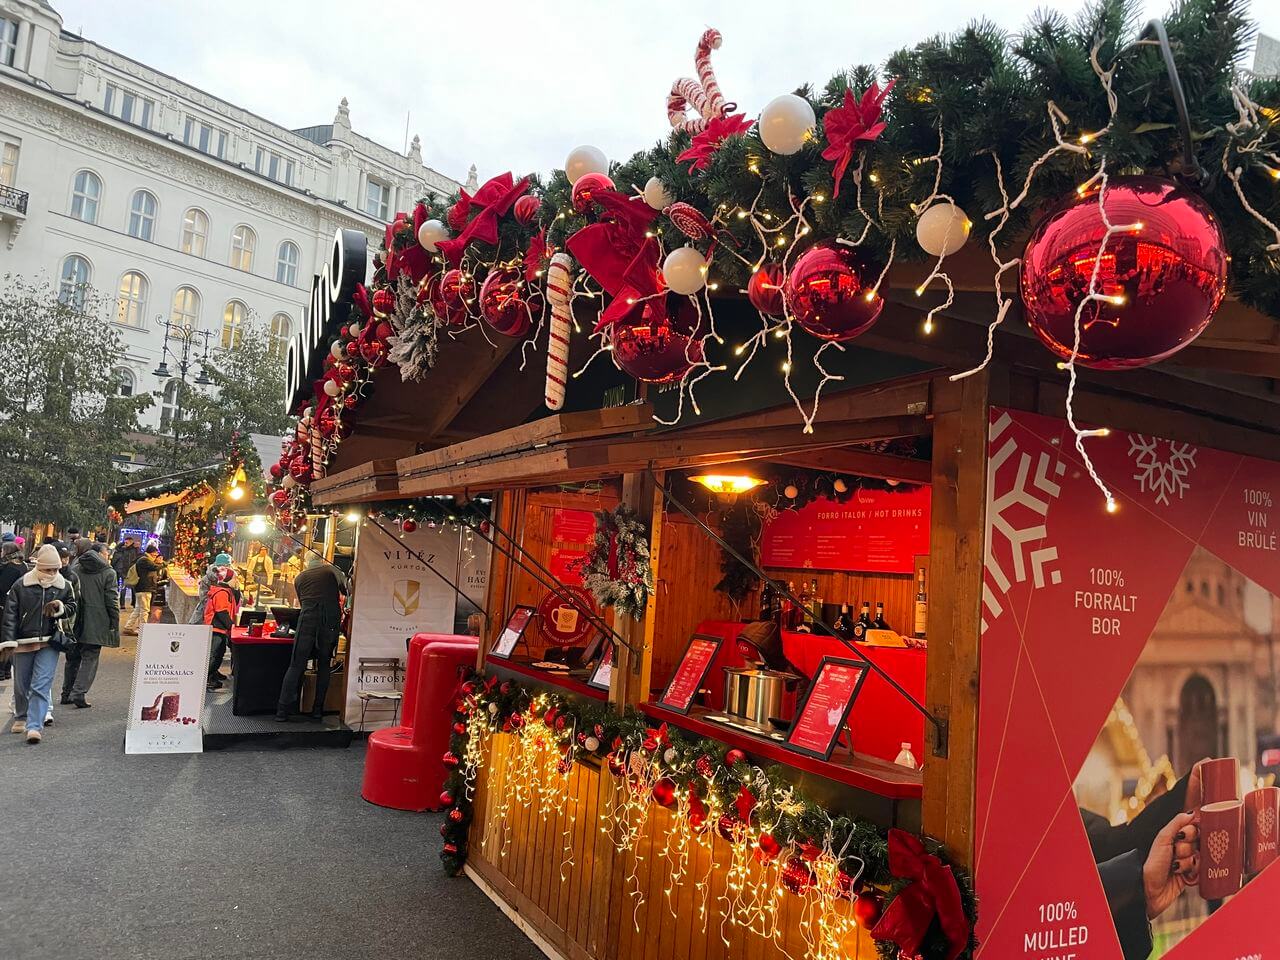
[489,605,536,660]
[657,633,722,714]
[587,641,613,692]
[783,656,869,761]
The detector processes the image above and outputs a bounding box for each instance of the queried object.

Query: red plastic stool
[361,634,478,812]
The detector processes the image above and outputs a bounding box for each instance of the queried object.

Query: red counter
[493,658,608,702]
[686,620,926,766]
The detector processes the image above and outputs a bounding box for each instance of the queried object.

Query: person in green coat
[62,540,119,708]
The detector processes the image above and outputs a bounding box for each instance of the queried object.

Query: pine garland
[574,505,654,620]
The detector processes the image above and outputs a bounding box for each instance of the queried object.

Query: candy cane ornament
[545,253,574,411]
[666,28,732,135]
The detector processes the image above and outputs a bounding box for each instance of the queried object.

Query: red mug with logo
[1199,799,1244,900]
[1200,757,1240,805]
[1245,786,1280,876]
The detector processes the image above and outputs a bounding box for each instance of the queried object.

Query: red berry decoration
[781,857,815,895]
[610,294,703,384]
[439,268,474,326]
[371,287,395,314]
[1021,175,1228,369]
[756,832,782,862]
[724,748,746,767]
[439,791,454,806]
[853,891,882,928]
[513,194,542,225]
[784,242,883,342]
[448,808,464,823]
[651,778,677,808]
[571,172,615,213]
[442,751,460,769]
[479,266,537,338]
[400,518,418,533]
[694,754,715,778]
[747,262,786,316]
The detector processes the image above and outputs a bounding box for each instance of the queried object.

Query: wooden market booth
[302,239,1280,960]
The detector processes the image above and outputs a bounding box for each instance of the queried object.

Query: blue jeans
[12,645,60,732]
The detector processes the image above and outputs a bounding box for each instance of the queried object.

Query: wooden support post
[608,470,660,711]
[922,370,989,870]
[477,489,522,673]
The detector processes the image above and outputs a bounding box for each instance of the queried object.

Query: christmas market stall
[269,6,1280,958]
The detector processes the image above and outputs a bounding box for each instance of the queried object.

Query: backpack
[124,561,139,587]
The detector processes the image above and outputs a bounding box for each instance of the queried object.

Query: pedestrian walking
[202,566,240,690]
[123,543,165,635]
[62,540,119,708]
[0,544,78,744]
[275,554,346,721]
[112,536,140,607]
[188,552,234,625]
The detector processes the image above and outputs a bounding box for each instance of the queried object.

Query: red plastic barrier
[361,633,478,812]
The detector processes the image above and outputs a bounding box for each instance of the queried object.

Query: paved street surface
[0,642,542,960]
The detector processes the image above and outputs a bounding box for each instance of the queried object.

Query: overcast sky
[56,1,1278,186]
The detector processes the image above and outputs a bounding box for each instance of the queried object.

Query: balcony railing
[0,184,29,215]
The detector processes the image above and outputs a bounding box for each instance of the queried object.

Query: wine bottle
[809,577,824,628]
[873,602,889,631]
[795,580,813,632]
[833,603,853,639]
[760,581,776,623]
[851,602,871,640]
[779,581,798,631]
[913,567,928,639]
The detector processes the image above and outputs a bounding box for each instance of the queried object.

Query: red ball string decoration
[610,294,703,384]
[783,242,883,342]
[1021,175,1228,369]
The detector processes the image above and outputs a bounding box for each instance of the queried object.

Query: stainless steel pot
[723,667,798,727]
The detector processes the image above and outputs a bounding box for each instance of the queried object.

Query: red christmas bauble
[372,288,395,314]
[343,394,359,410]
[572,172,615,213]
[401,518,418,533]
[724,748,746,767]
[277,509,292,527]
[288,457,311,482]
[269,489,289,508]
[716,814,745,842]
[360,339,386,365]
[781,857,815,895]
[448,808,464,823]
[335,362,355,382]
[439,822,450,838]
[756,833,782,862]
[513,195,542,226]
[375,321,394,341]
[269,463,284,480]
[442,842,458,855]
[479,266,537,338]
[442,751,460,768]
[853,891,882,928]
[1021,176,1228,369]
[651,778,677,808]
[452,722,466,735]
[747,263,786,316]
[439,790,454,806]
[607,752,626,777]
[439,269,474,326]
[610,294,703,384]
[784,242,883,342]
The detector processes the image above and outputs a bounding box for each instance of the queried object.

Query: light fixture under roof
[689,473,767,495]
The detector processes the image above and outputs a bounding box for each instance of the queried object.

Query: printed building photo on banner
[975,409,1280,960]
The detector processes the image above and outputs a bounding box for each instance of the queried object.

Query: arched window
[111,367,136,398]
[180,208,209,256]
[128,189,158,241]
[230,225,255,271]
[114,271,148,327]
[275,240,300,286]
[159,379,180,432]
[269,312,292,358]
[70,170,101,223]
[221,300,246,349]
[58,254,92,309]
[170,286,201,330]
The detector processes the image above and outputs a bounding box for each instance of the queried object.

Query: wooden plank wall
[471,732,880,960]
[761,568,916,638]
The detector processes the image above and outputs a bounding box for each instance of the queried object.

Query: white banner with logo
[345,520,472,730]
[124,623,212,754]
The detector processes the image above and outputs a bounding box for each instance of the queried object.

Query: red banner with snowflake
[975,408,1280,960]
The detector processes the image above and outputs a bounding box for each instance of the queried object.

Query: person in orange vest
[202,566,240,691]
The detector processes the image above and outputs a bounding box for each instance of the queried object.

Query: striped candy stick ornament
[666,28,730,135]
[545,253,575,411]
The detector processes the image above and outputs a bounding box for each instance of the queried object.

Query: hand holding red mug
[1143,811,1198,920]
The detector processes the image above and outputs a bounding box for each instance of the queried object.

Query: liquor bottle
[778,581,797,631]
[833,603,854,639]
[760,581,776,623]
[873,602,890,631]
[851,602,871,641]
[808,578,824,628]
[795,580,813,632]
[913,567,928,639]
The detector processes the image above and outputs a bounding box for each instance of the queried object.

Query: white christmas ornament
[330,341,344,359]
[417,218,449,252]
[758,94,815,156]
[323,379,341,397]
[643,176,674,210]
[663,747,677,764]
[564,145,609,185]
[662,246,707,295]
[584,736,600,752]
[915,202,971,257]
[488,703,499,716]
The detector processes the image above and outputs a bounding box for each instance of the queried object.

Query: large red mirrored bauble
[436,269,474,326]
[571,172,615,214]
[610,294,703,383]
[747,263,785,316]
[479,266,538,338]
[783,242,883,341]
[1020,176,1228,369]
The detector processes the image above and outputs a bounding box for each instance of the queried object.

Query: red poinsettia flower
[524,229,551,283]
[677,112,755,173]
[822,78,897,198]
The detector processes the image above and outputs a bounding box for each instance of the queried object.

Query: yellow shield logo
[392,579,421,617]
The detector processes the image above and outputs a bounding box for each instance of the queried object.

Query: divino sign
[283,227,368,413]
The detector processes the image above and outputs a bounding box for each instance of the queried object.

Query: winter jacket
[0,557,26,600]
[111,543,140,579]
[0,570,79,654]
[70,548,121,647]
[203,583,240,638]
[134,553,166,593]
[188,563,225,624]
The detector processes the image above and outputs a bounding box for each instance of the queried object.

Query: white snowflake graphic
[983,413,1065,634]
[1128,434,1197,507]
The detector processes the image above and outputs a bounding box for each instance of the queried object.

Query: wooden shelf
[490,658,608,702]
[640,702,922,800]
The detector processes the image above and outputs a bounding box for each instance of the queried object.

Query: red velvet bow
[677,112,754,172]
[822,79,896,198]
[351,283,374,320]
[437,172,531,266]
[733,786,757,823]
[383,203,433,284]
[565,190,662,332]
[870,829,970,960]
